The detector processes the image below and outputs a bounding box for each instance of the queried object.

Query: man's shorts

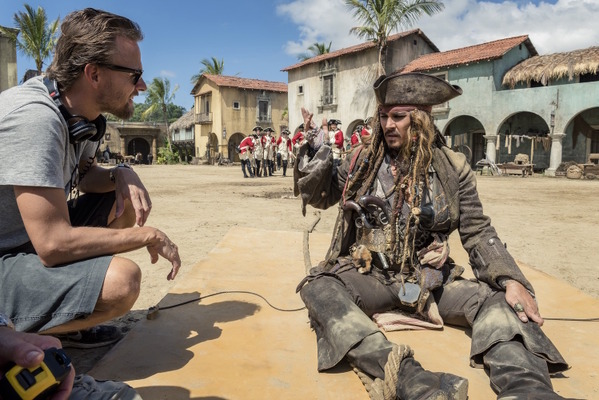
[0,192,116,332]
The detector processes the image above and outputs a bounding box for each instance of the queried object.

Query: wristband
[109,163,131,183]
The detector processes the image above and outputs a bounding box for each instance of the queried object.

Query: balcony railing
[257,115,271,123]
[195,112,212,124]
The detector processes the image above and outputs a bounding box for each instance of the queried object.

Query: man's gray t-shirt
[0,76,96,251]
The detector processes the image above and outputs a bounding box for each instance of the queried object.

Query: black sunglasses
[98,63,143,85]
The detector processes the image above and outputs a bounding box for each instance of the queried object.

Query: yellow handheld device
[0,348,71,400]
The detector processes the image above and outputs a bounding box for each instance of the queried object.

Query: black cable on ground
[543,317,599,322]
[148,290,306,318]
[148,291,599,322]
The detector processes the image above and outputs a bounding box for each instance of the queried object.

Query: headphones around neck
[43,77,106,144]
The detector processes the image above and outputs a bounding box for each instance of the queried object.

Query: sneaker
[57,325,124,349]
[71,374,142,399]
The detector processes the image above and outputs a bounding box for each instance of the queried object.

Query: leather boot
[396,357,468,400]
[484,341,566,400]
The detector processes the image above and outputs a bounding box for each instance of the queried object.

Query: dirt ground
[71,162,599,373]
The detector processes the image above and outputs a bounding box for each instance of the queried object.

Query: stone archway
[127,138,150,164]
[346,119,366,149]
[443,116,485,167]
[228,133,245,162]
[563,107,599,163]
[497,111,550,169]
[105,121,165,164]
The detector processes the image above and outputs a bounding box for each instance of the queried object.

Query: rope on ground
[303,211,321,274]
[353,344,413,400]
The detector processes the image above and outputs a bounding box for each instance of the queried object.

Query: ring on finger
[513,302,525,313]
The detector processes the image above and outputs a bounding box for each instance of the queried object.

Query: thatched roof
[282,29,438,72]
[402,35,536,73]
[503,46,599,88]
[169,109,194,131]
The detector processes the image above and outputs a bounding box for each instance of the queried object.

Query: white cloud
[160,70,176,78]
[419,0,599,54]
[278,0,599,57]
[276,0,361,57]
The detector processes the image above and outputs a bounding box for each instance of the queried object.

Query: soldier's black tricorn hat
[373,72,462,107]
[252,126,263,132]
[328,119,341,125]
[298,123,304,130]
[264,127,274,132]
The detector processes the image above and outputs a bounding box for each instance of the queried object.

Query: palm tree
[142,77,179,152]
[0,4,60,74]
[190,57,224,84]
[298,41,332,61]
[345,0,444,74]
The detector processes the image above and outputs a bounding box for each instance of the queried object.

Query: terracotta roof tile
[193,74,287,94]
[401,35,537,73]
[282,29,438,72]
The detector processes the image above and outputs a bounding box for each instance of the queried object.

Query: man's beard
[108,102,134,120]
[384,130,410,160]
[97,83,134,120]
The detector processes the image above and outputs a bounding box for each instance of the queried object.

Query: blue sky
[1,0,597,109]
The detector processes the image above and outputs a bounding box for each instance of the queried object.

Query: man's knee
[108,199,136,228]
[99,257,141,314]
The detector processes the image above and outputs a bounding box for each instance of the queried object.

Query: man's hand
[503,279,544,326]
[0,329,75,400]
[146,229,182,280]
[301,107,314,131]
[301,108,327,150]
[113,166,152,227]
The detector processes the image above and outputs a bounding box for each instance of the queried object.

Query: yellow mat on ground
[90,227,598,399]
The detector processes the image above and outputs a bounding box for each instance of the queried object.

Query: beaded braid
[395,109,437,272]
[344,107,438,271]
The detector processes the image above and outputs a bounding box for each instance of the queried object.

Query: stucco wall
[0,30,18,92]
[286,33,437,138]
[430,53,598,170]
[194,80,223,156]
[220,87,287,136]
[193,79,288,158]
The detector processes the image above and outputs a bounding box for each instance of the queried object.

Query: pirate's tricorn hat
[373,72,462,107]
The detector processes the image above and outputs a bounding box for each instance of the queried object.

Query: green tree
[190,57,225,84]
[107,102,185,123]
[345,0,444,74]
[0,4,59,74]
[298,41,332,61]
[142,77,179,156]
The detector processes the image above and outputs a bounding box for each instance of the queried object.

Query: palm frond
[4,4,59,72]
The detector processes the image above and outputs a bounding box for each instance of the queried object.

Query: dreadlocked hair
[344,107,438,271]
[344,111,386,200]
[394,109,437,271]
[406,109,436,189]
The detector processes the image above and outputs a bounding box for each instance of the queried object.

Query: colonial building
[282,29,438,140]
[190,74,288,162]
[0,26,18,92]
[401,37,599,175]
